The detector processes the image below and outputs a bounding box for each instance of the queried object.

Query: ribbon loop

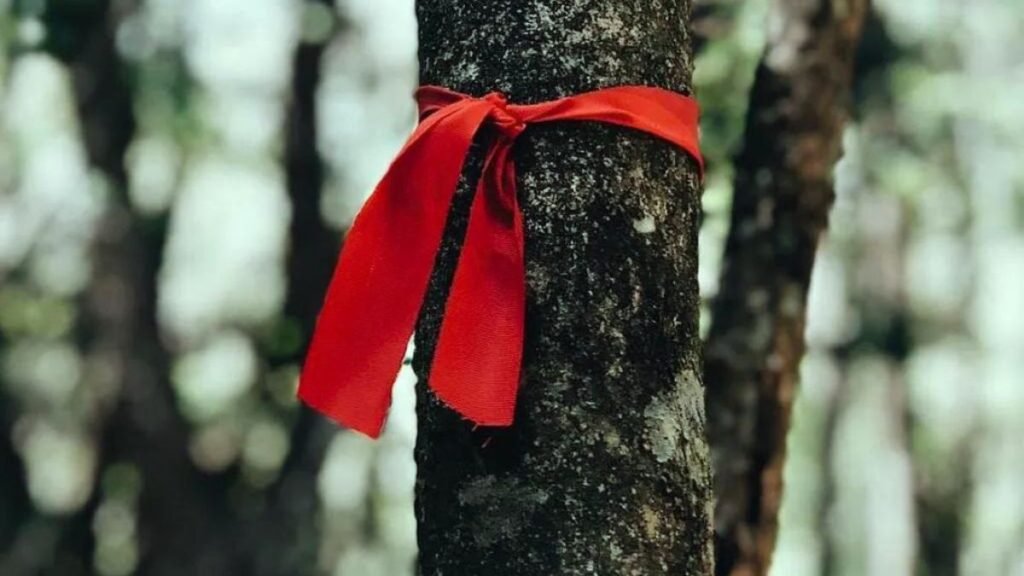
[483,92,526,138]
[299,85,703,438]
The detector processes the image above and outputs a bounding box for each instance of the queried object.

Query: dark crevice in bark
[8,1,341,574]
[414,2,711,575]
[703,0,869,574]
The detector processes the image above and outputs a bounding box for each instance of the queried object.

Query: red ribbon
[299,85,703,438]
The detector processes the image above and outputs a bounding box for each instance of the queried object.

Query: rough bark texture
[703,1,868,574]
[412,2,712,575]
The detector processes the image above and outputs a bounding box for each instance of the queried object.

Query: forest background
[0,0,1022,575]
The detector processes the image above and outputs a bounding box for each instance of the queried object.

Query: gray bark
[413,2,712,575]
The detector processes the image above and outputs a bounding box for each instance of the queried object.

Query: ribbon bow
[299,85,703,438]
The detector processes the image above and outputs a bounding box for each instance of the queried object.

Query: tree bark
[413,2,711,575]
[703,0,868,574]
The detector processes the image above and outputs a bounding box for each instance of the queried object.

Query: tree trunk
[66,4,238,574]
[413,2,711,575]
[703,0,868,574]
[78,2,339,573]
[240,2,337,571]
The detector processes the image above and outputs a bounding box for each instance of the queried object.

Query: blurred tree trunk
[817,359,847,576]
[241,1,337,572]
[0,396,31,564]
[821,193,917,574]
[952,3,1016,569]
[70,1,338,575]
[20,1,347,574]
[413,1,712,574]
[63,2,237,574]
[703,0,868,574]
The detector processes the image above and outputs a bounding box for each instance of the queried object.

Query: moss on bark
[413,2,712,574]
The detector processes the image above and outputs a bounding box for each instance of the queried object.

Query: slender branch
[269,0,337,489]
[239,3,339,572]
[703,0,868,574]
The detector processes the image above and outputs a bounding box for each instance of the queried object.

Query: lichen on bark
[412,1,712,575]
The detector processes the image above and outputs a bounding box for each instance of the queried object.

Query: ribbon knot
[483,91,526,138]
[299,85,704,438]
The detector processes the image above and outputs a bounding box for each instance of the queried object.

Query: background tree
[1,0,1022,575]
[703,0,867,574]
[0,0,418,574]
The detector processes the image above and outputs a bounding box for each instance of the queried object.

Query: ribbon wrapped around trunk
[298,85,703,438]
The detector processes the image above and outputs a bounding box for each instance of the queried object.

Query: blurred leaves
[0,0,1021,575]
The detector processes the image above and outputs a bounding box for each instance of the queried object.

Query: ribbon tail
[431,143,525,427]
[299,100,492,438]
